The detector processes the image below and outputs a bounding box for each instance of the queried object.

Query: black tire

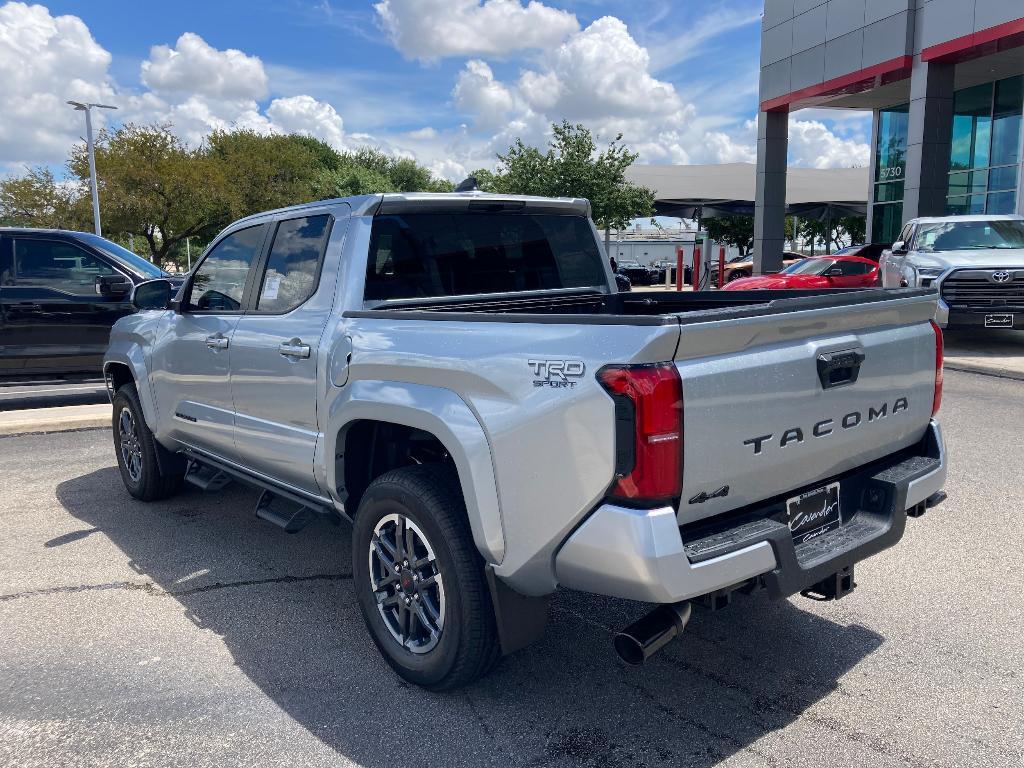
[352,464,499,691]
[111,383,183,502]
[728,269,750,281]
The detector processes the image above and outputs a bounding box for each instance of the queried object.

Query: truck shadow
[58,467,884,767]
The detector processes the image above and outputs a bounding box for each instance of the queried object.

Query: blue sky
[1,0,872,178]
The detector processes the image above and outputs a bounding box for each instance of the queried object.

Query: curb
[0,405,112,438]
[945,363,1024,382]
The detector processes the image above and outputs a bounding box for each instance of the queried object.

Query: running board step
[184,461,233,492]
[255,490,316,534]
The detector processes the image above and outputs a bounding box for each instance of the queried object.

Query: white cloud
[0,2,871,186]
[374,0,579,61]
[141,32,268,101]
[452,60,516,130]
[447,16,869,172]
[0,1,116,167]
[266,95,346,148]
[788,119,870,168]
[519,17,681,120]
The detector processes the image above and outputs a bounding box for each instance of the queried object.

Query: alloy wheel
[368,513,446,654]
[118,406,143,483]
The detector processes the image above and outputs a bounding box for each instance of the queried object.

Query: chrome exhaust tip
[613,602,692,665]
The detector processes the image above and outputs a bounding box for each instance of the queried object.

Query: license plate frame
[984,313,1013,328]
[786,482,841,545]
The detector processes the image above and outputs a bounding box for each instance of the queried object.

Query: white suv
[880,214,1024,329]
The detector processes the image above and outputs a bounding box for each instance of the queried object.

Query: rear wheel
[727,269,750,281]
[352,465,499,690]
[112,384,183,501]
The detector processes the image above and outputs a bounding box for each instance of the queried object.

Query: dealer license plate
[985,314,1013,328]
[786,482,841,545]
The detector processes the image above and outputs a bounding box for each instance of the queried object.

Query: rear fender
[327,380,505,564]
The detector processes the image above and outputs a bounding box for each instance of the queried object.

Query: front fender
[326,380,505,564]
[103,315,162,432]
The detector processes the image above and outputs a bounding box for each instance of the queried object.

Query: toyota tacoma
[104,192,947,690]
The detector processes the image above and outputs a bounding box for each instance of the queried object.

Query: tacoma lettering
[744,397,911,454]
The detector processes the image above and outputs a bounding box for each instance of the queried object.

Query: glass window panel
[186,225,265,312]
[873,180,904,202]
[947,172,969,198]
[13,240,116,292]
[875,105,908,181]
[989,166,1019,192]
[872,202,903,245]
[951,83,993,171]
[946,196,969,216]
[992,76,1023,166]
[364,213,607,301]
[987,190,1016,215]
[256,215,330,313]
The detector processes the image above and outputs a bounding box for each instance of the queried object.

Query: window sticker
[262,273,282,301]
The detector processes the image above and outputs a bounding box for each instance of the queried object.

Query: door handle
[205,334,229,350]
[278,339,311,359]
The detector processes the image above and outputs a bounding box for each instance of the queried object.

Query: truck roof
[231,191,592,224]
[908,214,1024,225]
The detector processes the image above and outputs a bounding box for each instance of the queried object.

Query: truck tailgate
[674,291,938,524]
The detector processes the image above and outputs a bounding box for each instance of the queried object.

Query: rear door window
[12,239,117,293]
[836,259,873,276]
[255,215,331,313]
[364,212,606,302]
[185,225,266,312]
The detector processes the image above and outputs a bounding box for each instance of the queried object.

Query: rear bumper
[555,420,946,604]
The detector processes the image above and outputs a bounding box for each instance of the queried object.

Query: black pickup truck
[0,228,177,378]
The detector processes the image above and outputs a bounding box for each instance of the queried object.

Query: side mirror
[826,267,844,277]
[95,274,132,297]
[131,278,173,311]
[891,241,907,255]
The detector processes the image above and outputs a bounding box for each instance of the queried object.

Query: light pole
[67,100,117,236]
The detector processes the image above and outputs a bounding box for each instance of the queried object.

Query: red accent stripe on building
[921,16,1024,62]
[759,56,913,113]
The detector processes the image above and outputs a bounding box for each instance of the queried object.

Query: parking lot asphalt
[1,369,1022,768]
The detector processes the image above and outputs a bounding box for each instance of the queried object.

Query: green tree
[797,215,866,254]
[487,121,655,233]
[69,123,230,265]
[206,130,331,220]
[315,147,453,198]
[705,215,755,256]
[0,167,88,229]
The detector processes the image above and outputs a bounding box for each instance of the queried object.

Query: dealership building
[753,1,1024,272]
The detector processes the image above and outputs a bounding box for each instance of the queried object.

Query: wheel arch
[103,345,158,431]
[327,380,505,564]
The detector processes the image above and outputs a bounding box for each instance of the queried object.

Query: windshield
[914,220,1024,251]
[782,258,832,275]
[75,233,168,278]
[365,212,608,302]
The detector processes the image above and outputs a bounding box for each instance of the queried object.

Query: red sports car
[723,255,880,290]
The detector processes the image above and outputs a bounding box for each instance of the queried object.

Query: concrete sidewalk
[0,403,111,437]
[944,329,1024,381]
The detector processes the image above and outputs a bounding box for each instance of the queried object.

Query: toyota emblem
[991,271,1012,283]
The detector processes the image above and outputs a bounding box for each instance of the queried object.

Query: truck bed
[351,287,935,325]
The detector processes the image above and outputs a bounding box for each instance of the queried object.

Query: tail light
[598,363,683,503]
[930,320,943,416]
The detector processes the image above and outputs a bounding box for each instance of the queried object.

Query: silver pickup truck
[104,193,947,690]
